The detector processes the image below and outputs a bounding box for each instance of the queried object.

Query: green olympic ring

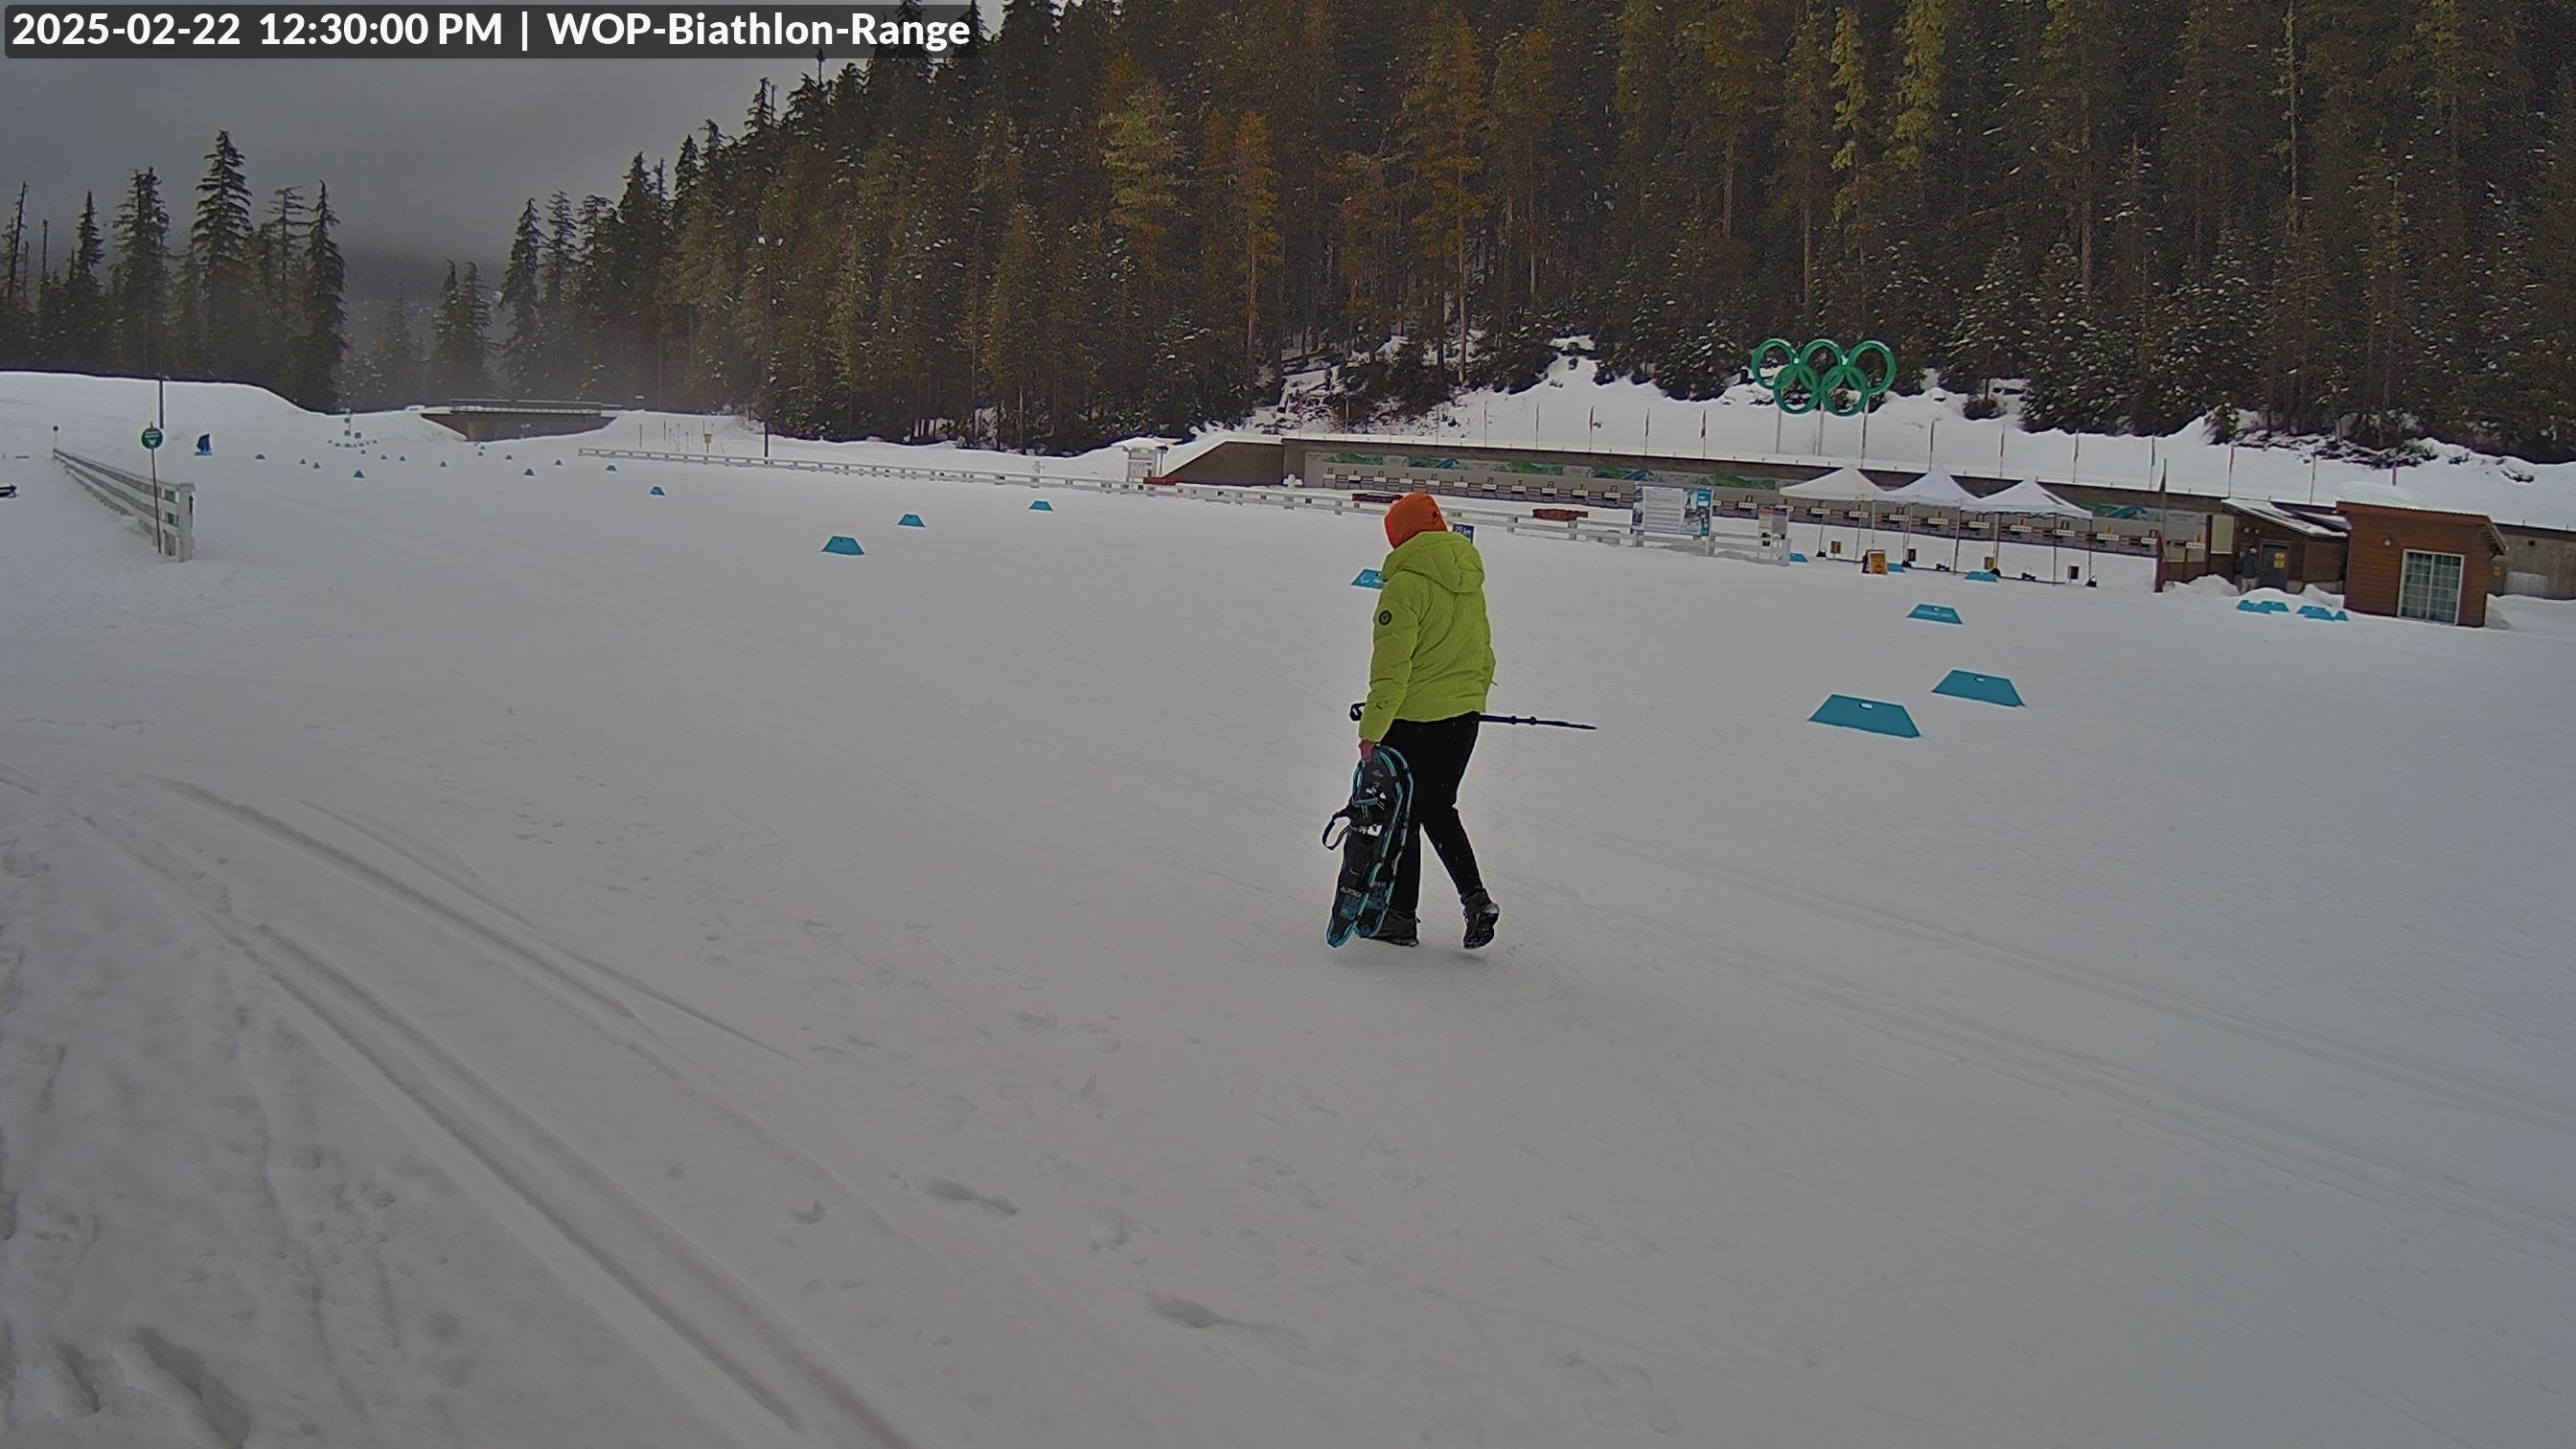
[1752,337,1897,417]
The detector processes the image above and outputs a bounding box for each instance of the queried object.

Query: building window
[2399,549,2465,624]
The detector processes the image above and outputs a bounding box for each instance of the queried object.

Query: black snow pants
[1380,712,1484,916]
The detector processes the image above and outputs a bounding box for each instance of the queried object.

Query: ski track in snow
[3,377,2574,1447]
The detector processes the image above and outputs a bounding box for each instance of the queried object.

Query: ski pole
[1348,702,1598,730]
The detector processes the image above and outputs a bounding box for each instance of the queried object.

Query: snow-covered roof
[1982,478,2094,520]
[2225,498,2348,540]
[1881,467,1982,507]
[1778,467,1884,502]
[2326,478,2427,512]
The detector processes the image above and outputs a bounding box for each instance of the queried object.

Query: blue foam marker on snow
[353,470,364,478]
[2237,598,2290,613]
[1966,569,2000,582]
[1908,604,1962,624]
[898,513,925,527]
[254,452,265,460]
[1933,670,2024,707]
[439,461,448,468]
[1809,695,1920,738]
[822,536,864,556]
[1353,568,1384,588]
[2296,604,2338,620]
[554,459,564,466]
[650,486,665,495]
[1029,499,1053,511]
[399,455,406,462]
[1790,551,1809,563]
[523,468,536,476]
[605,464,617,472]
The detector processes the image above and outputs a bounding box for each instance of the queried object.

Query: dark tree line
[457,0,2576,458]
[14,3,2576,459]
[2,131,347,411]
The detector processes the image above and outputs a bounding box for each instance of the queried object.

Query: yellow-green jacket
[1358,530,1496,741]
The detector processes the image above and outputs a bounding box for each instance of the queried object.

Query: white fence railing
[56,448,195,561]
[575,447,1112,490]
[576,447,1792,560]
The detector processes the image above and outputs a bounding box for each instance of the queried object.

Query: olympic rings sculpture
[1752,337,1897,417]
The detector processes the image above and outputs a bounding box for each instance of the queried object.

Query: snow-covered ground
[3,374,2571,1449]
[1230,352,2576,532]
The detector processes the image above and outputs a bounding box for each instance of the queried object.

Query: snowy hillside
[3,375,2571,1449]
[1228,352,2576,532]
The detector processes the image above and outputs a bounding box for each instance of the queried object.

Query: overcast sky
[0,54,856,268]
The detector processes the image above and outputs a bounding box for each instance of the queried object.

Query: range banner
[5,4,975,58]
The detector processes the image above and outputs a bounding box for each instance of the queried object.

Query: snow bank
[1227,353,2576,531]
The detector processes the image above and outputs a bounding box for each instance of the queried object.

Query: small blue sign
[1932,671,2024,707]
[1809,695,1920,738]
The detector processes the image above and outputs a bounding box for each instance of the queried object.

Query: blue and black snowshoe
[1323,747,1414,947]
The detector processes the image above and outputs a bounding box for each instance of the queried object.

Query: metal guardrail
[55,448,195,560]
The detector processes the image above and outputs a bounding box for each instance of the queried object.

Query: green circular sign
[1752,337,1897,418]
[140,426,164,449]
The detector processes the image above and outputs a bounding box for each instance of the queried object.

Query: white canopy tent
[1982,478,2101,583]
[1877,468,1989,571]
[1778,468,1889,561]
[1777,467,1885,501]
[1880,467,1983,508]
[1981,478,2093,520]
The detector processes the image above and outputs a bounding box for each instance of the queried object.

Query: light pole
[755,234,782,458]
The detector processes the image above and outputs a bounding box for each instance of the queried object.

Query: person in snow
[1356,492,1501,950]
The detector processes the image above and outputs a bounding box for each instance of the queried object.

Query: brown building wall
[2226,515,2348,589]
[2302,539,2346,589]
[2341,508,2497,627]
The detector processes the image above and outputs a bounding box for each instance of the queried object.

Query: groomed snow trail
[3,376,2572,1448]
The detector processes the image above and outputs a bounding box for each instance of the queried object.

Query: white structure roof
[1778,467,1885,502]
[1881,467,1982,507]
[1981,478,2094,520]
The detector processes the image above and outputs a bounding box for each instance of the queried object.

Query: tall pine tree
[111,169,173,376]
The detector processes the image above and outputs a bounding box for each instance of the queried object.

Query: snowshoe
[1322,748,1414,948]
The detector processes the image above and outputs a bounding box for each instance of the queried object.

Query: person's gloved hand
[1358,739,1376,762]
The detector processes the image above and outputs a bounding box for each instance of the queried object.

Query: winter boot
[1461,890,1499,951]
[1372,910,1419,947]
